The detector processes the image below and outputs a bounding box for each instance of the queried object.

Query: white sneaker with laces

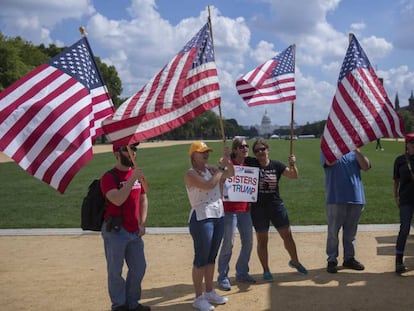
[204,290,228,305]
[192,295,215,311]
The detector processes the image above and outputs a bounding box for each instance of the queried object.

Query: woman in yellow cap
[185,141,234,311]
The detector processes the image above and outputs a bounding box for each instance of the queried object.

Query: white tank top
[186,168,224,221]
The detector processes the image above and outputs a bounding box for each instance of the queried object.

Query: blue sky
[1,0,413,127]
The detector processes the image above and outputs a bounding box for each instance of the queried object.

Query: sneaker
[396,262,407,274]
[263,271,274,282]
[203,290,228,305]
[192,296,215,311]
[129,304,151,311]
[236,274,256,283]
[327,261,338,273]
[343,258,365,270]
[288,260,308,275]
[217,278,231,291]
[113,306,128,311]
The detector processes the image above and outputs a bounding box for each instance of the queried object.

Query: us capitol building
[254,110,290,136]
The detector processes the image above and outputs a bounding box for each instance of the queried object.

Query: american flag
[236,45,296,107]
[321,34,404,162]
[0,37,114,193]
[102,22,221,146]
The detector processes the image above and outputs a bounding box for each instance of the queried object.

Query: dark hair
[252,139,269,152]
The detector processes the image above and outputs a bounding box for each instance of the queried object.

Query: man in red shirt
[100,143,150,311]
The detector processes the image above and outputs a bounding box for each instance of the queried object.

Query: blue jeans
[396,203,414,255]
[217,211,253,281]
[326,204,363,263]
[189,212,224,267]
[102,225,146,310]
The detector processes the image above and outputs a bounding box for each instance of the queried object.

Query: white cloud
[0,0,95,44]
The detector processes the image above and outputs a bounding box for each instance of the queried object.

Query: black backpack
[81,169,119,231]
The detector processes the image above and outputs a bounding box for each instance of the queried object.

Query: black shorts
[251,201,290,232]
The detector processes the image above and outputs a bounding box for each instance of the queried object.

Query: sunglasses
[119,145,138,152]
[238,144,249,149]
[254,147,267,153]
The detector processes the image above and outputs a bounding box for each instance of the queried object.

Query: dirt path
[1,229,413,311]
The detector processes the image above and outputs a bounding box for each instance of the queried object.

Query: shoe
[192,296,215,311]
[327,261,338,273]
[129,304,151,311]
[263,271,274,282]
[203,290,228,305]
[217,278,231,291]
[113,306,128,311]
[288,260,308,275]
[236,274,256,283]
[343,258,365,270]
[396,262,407,274]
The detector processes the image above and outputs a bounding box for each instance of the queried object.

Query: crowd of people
[99,135,414,311]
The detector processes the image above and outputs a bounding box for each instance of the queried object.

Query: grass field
[0,138,404,228]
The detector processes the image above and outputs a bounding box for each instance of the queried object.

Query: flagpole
[127,145,149,193]
[79,26,110,95]
[289,100,294,155]
[289,44,296,157]
[208,6,226,143]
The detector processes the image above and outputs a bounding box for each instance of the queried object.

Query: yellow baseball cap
[189,141,213,156]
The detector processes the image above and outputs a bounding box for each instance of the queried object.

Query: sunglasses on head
[238,144,249,149]
[254,147,267,153]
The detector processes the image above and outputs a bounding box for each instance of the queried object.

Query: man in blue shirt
[321,149,371,273]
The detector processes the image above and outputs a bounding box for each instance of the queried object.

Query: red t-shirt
[223,159,250,213]
[100,167,145,232]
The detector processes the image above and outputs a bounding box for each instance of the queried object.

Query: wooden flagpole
[289,100,294,155]
[208,6,226,143]
[127,145,149,193]
[289,44,296,156]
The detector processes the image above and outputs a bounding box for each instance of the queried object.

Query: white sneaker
[192,295,215,311]
[204,290,228,305]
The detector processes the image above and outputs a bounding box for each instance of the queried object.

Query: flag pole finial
[79,26,88,37]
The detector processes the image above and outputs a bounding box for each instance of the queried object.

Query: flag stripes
[0,38,114,193]
[321,35,404,162]
[236,45,296,107]
[103,22,220,146]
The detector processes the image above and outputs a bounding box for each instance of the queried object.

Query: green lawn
[0,139,404,228]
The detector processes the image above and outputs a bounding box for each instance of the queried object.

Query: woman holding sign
[247,139,307,281]
[217,138,257,291]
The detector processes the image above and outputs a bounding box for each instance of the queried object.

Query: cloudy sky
[1,0,413,127]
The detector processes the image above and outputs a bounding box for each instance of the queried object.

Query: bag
[81,169,119,231]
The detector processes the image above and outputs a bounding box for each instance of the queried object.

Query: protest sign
[223,165,259,202]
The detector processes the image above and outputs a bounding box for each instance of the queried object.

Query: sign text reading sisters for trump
[223,165,259,202]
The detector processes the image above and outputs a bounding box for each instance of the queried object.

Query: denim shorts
[251,201,290,232]
[189,212,224,268]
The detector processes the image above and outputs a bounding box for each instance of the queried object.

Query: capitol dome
[260,110,272,135]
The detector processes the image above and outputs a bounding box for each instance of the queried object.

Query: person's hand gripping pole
[127,145,149,193]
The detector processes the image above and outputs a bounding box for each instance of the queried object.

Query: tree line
[2,33,412,140]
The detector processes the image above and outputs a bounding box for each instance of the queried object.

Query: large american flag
[236,45,296,107]
[0,37,114,193]
[321,34,404,162]
[102,21,221,146]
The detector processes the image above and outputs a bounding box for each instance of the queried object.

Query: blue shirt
[321,151,366,204]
